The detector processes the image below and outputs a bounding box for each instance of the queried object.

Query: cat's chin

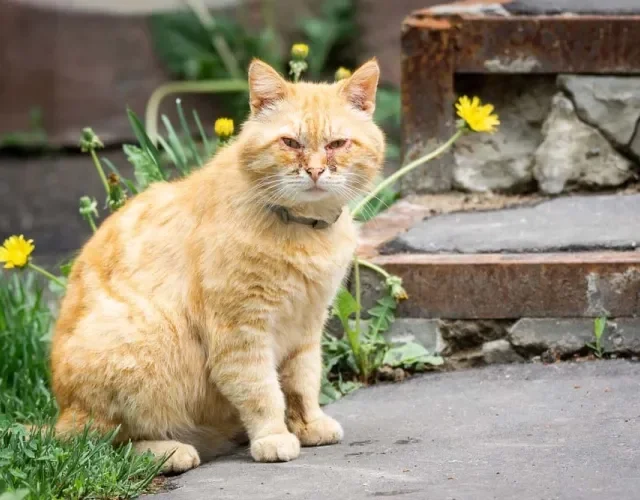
[294,188,334,203]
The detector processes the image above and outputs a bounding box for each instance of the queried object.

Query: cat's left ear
[248,59,289,115]
[339,58,380,116]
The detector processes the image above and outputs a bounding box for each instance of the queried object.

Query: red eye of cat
[326,139,347,150]
[282,137,302,149]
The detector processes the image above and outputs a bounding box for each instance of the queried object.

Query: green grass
[0,273,162,499]
[0,274,54,422]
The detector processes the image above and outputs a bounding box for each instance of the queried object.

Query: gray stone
[533,94,633,194]
[151,361,640,500]
[452,76,554,192]
[384,318,443,354]
[439,320,510,354]
[447,347,485,369]
[630,126,640,160]
[507,0,640,15]
[452,127,537,192]
[481,339,525,364]
[558,75,640,152]
[509,318,640,357]
[510,318,594,356]
[384,193,640,254]
[607,318,640,354]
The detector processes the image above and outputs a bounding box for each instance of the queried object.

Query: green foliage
[323,285,442,400]
[299,0,357,79]
[123,145,164,190]
[587,316,607,358]
[374,88,402,162]
[148,10,281,121]
[0,274,54,421]
[0,423,162,499]
[383,342,444,370]
[122,104,215,191]
[150,11,281,81]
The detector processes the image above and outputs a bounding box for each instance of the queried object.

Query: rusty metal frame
[401,0,640,191]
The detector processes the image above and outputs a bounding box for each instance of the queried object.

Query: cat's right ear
[248,59,288,115]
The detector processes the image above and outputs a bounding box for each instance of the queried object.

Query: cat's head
[239,59,385,210]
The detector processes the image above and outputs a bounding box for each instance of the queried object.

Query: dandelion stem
[353,255,364,376]
[351,129,465,219]
[356,257,390,280]
[90,150,110,195]
[28,263,65,288]
[87,217,97,233]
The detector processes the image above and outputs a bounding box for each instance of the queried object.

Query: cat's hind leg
[133,440,201,474]
[55,408,200,474]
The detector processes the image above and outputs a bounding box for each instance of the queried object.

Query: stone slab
[533,94,633,194]
[511,317,640,356]
[384,194,640,255]
[357,192,543,258]
[558,75,640,150]
[506,0,640,15]
[372,252,640,319]
[151,361,640,500]
[384,318,443,354]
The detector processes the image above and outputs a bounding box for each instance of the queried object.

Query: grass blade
[193,109,213,160]
[126,108,167,181]
[176,99,202,167]
[157,136,180,170]
[161,114,189,174]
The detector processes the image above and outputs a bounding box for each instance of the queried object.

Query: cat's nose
[306,167,325,183]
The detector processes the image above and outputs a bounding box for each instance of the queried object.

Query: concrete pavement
[151,360,640,500]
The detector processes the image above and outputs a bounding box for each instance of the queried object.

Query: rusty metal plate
[372,253,640,319]
[456,16,640,74]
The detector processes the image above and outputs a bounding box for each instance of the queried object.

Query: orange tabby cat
[50,59,384,473]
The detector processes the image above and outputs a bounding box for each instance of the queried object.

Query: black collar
[268,205,342,230]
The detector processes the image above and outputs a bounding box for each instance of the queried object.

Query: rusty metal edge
[370,251,640,319]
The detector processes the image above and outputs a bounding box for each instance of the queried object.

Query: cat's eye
[282,137,302,149]
[326,139,347,150]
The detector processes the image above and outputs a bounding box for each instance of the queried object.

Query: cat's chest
[273,227,356,319]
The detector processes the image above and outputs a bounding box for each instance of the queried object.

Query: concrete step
[358,192,640,320]
[357,191,640,364]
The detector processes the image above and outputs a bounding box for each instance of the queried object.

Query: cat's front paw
[251,432,300,462]
[162,443,201,474]
[295,414,344,447]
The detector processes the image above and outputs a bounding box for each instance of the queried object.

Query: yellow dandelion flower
[291,43,309,60]
[0,235,35,269]
[334,67,352,81]
[214,118,234,138]
[455,96,500,133]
